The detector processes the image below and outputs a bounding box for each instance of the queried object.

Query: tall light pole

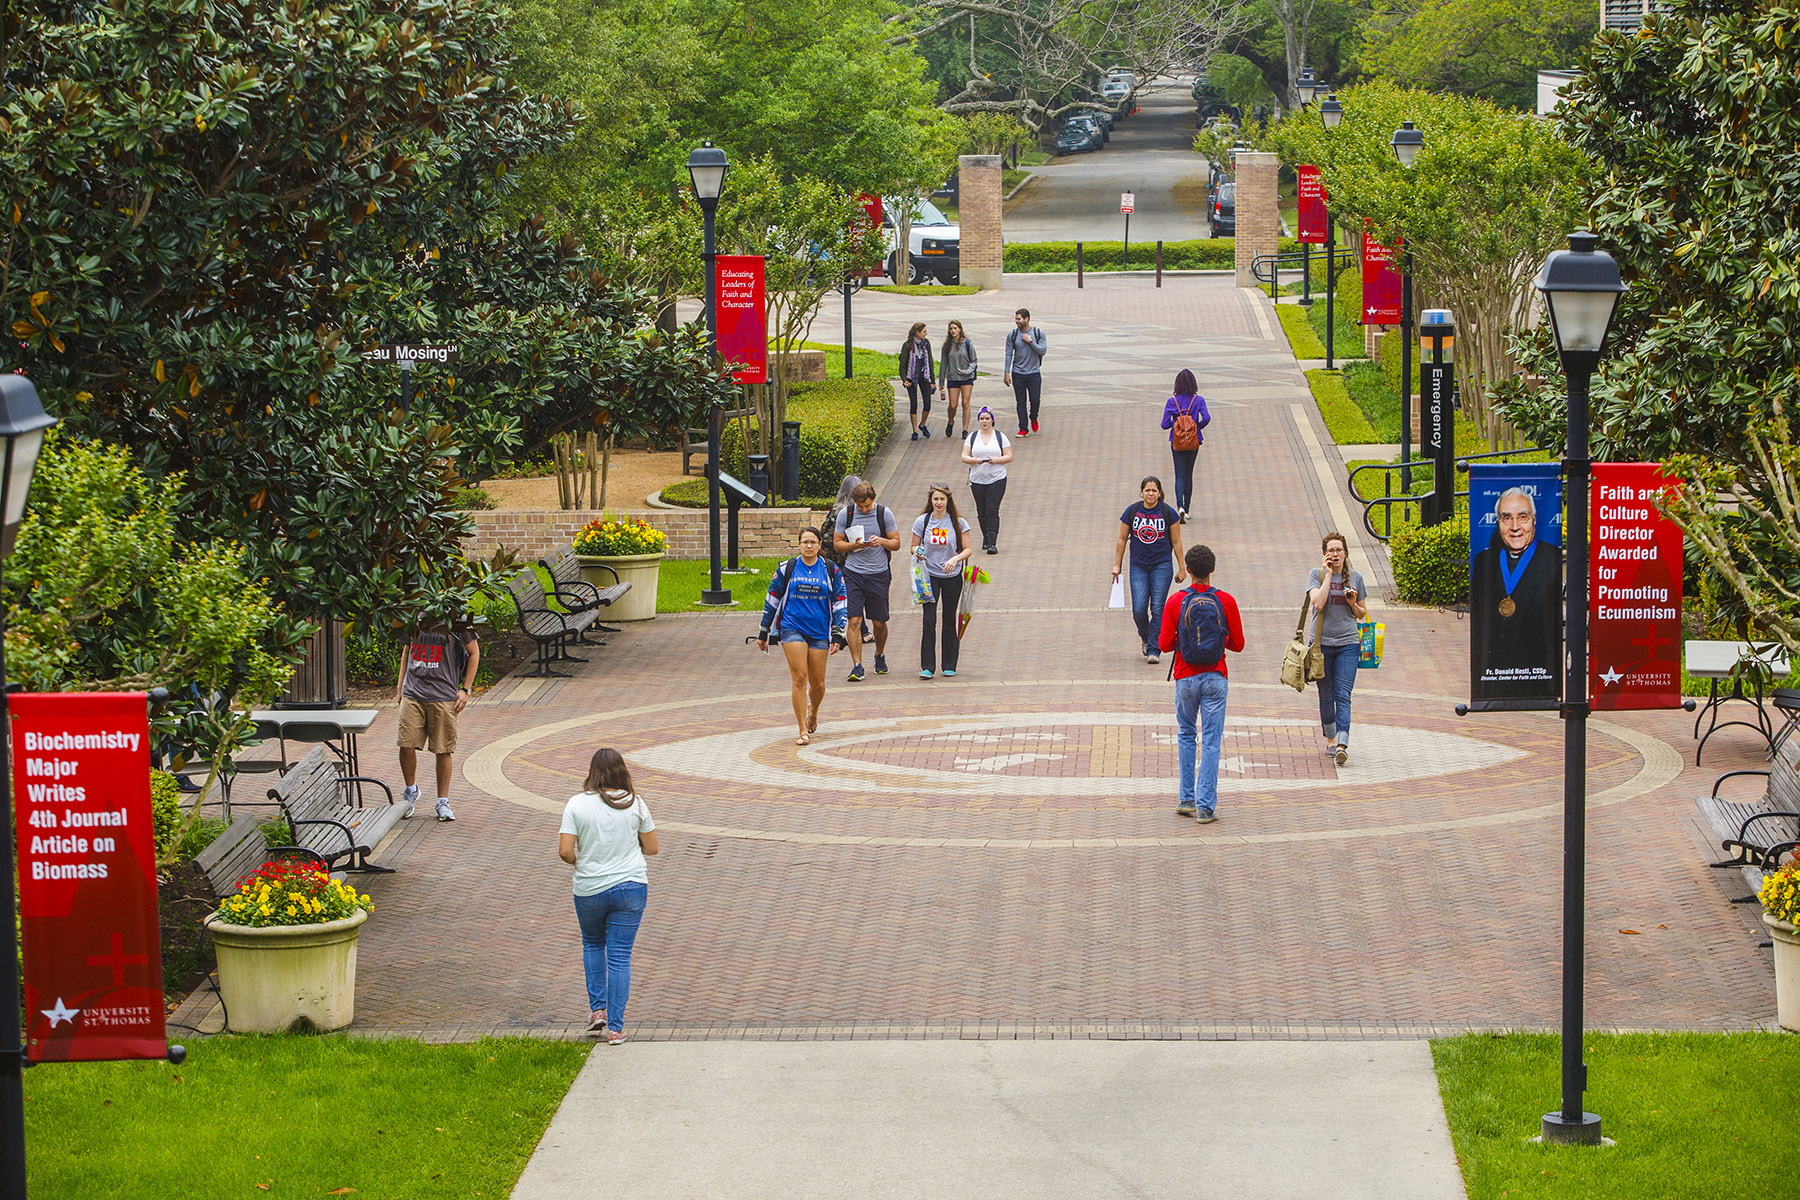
[1319,93,1343,369]
[1533,232,1625,1147]
[0,375,59,1200]
[687,141,732,606]
[1391,119,1424,491]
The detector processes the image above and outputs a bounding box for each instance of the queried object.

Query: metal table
[248,707,381,780]
[1685,640,1790,765]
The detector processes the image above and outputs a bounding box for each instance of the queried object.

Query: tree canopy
[1356,0,1596,111]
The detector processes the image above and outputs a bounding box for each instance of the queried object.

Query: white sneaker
[435,798,456,822]
[402,784,419,819]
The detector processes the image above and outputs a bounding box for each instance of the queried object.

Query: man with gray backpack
[833,480,901,682]
[1157,544,1245,823]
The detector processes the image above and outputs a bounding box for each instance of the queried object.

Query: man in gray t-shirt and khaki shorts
[833,480,900,682]
[396,623,480,821]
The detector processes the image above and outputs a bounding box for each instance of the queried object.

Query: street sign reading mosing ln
[363,344,460,365]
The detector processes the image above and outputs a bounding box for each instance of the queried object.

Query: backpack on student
[768,556,843,636]
[1176,586,1228,668]
[1171,397,1201,452]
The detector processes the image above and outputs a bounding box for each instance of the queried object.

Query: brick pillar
[958,154,1002,291]
[1233,151,1279,289]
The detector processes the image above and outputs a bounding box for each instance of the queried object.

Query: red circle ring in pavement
[463,680,1683,848]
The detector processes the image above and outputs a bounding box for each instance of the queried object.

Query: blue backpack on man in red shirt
[1176,586,1228,669]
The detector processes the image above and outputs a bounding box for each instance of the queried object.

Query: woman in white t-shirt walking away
[910,484,973,678]
[558,747,658,1045]
[959,406,1013,554]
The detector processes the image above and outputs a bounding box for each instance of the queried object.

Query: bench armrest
[264,844,331,869]
[548,583,599,611]
[1736,810,1800,841]
[291,816,360,851]
[336,775,394,809]
[578,562,622,586]
[1713,769,1771,799]
[557,576,603,602]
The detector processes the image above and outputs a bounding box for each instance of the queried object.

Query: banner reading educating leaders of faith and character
[1589,462,1684,711]
[13,691,167,1062]
[714,253,768,385]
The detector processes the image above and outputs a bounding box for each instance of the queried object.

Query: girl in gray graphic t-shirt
[1306,532,1368,766]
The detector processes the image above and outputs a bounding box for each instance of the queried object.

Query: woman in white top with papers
[558,747,658,1044]
[959,406,1013,555]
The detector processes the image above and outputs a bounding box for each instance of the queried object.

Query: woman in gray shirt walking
[1307,532,1368,766]
[938,319,978,438]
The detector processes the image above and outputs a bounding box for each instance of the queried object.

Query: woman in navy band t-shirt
[1111,476,1187,663]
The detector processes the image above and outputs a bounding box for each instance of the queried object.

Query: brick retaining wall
[464,507,831,561]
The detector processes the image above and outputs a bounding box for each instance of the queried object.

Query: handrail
[1250,246,1356,287]
[1348,445,1545,542]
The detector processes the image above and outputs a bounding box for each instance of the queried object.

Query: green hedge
[1002,238,1300,273]
[1308,266,1369,358]
[1305,369,1378,445]
[1277,303,1326,359]
[1390,515,1469,605]
[720,377,894,498]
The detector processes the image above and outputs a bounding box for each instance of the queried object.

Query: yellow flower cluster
[212,862,374,929]
[1758,859,1800,925]
[572,512,667,557]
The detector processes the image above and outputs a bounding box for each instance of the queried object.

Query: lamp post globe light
[687,141,733,606]
[0,374,58,1200]
[1391,119,1423,490]
[1532,231,1626,1147]
[1295,67,1317,106]
[1318,92,1343,129]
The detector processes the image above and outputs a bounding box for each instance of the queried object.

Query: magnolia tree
[1267,81,1589,442]
[1491,1,1800,651]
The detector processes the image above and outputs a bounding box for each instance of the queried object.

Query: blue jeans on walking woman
[1129,557,1174,653]
[1318,643,1360,746]
[573,880,647,1032]
[1176,671,1230,816]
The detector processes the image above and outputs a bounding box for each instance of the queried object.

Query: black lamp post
[1391,119,1424,491]
[1533,231,1625,1147]
[0,375,59,1200]
[1319,93,1343,369]
[687,141,732,606]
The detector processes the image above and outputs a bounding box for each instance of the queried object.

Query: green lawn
[1434,1032,1800,1200]
[657,555,783,613]
[1277,303,1326,359]
[24,1036,588,1199]
[866,284,982,297]
[798,340,898,378]
[1306,369,1379,445]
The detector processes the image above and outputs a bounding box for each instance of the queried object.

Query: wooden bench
[539,547,629,645]
[505,569,600,678]
[1697,741,1800,902]
[191,813,329,903]
[682,406,751,476]
[266,745,405,874]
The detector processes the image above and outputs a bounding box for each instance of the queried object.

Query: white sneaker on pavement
[435,798,456,822]
[402,784,419,819]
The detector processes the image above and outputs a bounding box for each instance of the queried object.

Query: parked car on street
[1055,121,1101,154]
[880,196,960,285]
[1193,81,1241,125]
[1067,113,1107,145]
[1101,74,1133,104]
[1209,182,1236,238]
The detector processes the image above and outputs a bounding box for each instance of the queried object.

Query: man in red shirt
[1158,544,1245,822]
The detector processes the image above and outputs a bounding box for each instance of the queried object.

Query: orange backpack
[1171,397,1201,451]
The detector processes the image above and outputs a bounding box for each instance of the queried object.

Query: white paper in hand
[1108,576,1127,609]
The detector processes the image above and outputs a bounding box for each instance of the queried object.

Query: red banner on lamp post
[1360,234,1401,323]
[714,254,768,385]
[13,692,166,1062]
[1589,463,1685,711]
[1297,167,1327,244]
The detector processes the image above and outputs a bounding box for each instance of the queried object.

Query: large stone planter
[578,552,662,621]
[207,909,367,1033]
[1764,915,1800,1032]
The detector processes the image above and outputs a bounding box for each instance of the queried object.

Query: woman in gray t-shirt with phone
[1306,531,1368,766]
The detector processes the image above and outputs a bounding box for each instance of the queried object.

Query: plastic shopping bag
[910,554,932,605]
[957,564,992,638]
[1108,576,1126,609]
[1358,620,1385,668]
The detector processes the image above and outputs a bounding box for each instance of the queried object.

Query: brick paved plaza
[186,275,1779,1039]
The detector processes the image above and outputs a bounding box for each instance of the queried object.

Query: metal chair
[219,720,286,815]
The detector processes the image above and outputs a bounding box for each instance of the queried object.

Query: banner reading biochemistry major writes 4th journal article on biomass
[13,691,167,1063]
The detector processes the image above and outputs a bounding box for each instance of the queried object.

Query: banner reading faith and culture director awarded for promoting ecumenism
[1589,463,1684,711]
[13,692,167,1062]
[1468,463,1564,707]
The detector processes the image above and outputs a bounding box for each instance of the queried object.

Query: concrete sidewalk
[511,1040,1466,1200]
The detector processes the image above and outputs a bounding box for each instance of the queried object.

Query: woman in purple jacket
[1159,369,1211,522]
